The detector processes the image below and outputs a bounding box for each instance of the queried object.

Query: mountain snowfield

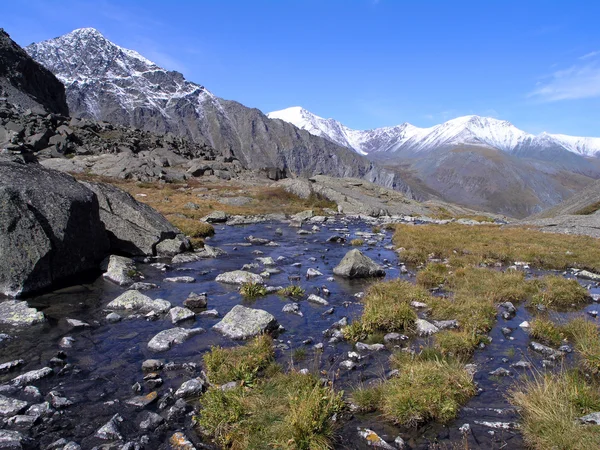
[268,106,600,158]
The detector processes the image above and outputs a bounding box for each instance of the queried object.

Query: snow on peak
[268,108,600,158]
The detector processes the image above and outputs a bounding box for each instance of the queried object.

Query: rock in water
[215,271,263,285]
[213,305,278,340]
[81,181,191,256]
[106,290,171,314]
[147,327,205,352]
[0,301,45,326]
[0,161,109,297]
[102,255,137,286]
[333,249,385,278]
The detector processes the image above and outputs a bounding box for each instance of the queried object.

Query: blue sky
[4,0,600,136]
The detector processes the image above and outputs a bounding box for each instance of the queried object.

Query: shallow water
[0,218,598,449]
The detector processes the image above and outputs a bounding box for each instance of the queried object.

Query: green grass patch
[574,201,600,216]
[198,371,344,449]
[564,318,600,376]
[416,263,449,289]
[434,330,482,361]
[168,216,215,238]
[392,223,600,271]
[354,351,475,427]
[343,280,426,341]
[529,318,565,347]
[278,285,305,298]
[203,335,274,385]
[240,282,268,299]
[350,239,364,246]
[510,370,600,450]
[532,276,589,310]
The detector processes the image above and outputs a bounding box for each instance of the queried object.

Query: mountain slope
[0,28,68,115]
[26,28,410,194]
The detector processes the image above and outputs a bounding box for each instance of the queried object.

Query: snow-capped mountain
[268,107,600,158]
[26,28,409,192]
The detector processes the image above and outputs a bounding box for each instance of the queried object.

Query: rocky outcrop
[0,29,68,115]
[82,181,191,256]
[333,249,386,278]
[0,160,109,297]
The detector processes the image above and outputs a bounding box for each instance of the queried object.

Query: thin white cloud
[529,63,600,101]
[580,50,600,60]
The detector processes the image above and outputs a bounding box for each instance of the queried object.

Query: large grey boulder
[333,249,386,278]
[0,161,109,297]
[81,181,191,256]
[213,305,278,340]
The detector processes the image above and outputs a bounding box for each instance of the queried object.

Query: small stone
[106,312,121,323]
[148,328,205,351]
[215,270,263,285]
[139,411,164,431]
[107,290,171,314]
[394,436,406,449]
[0,301,45,326]
[175,378,205,398]
[306,268,323,278]
[356,342,385,352]
[579,412,600,424]
[11,367,53,386]
[164,276,195,283]
[125,391,158,408]
[308,294,329,306]
[169,307,196,324]
[340,360,357,370]
[169,432,196,449]
[384,333,408,344]
[282,303,303,317]
[459,424,471,434]
[213,305,278,340]
[102,255,137,286]
[415,319,439,336]
[0,360,24,373]
[519,321,530,328]
[511,360,532,369]
[95,414,123,440]
[184,292,208,309]
[489,367,512,377]
[199,309,220,318]
[66,318,89,329]
[357,427,394,449]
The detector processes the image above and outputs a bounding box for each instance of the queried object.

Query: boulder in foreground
[213,305,278,340]
[333,249,385,278]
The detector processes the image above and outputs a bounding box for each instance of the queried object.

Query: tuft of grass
[198,371,344,450]
[416,263,449,289]
[428,267,536,334]
[574,201,600,216]
[292,347,307,361]
[529,318,564,347]
[278,285,305,298]
[350,239,364,246]
[169,216,215,238]
[392,223,600,271]
[510,370,600,450]
[351,384,383,412]
[240,282,268,299]
[359,351,476,427]
[434,330,482,361]
[564,318,600,376]
[343,280,425,340]
[533,276,589,310]
[371,225,382,234]
[203,335,274,385]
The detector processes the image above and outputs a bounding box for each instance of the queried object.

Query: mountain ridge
[268,106,600,158]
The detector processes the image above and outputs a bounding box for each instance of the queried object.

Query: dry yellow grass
[392,223,600,271]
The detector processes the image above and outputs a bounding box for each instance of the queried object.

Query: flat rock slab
[0,301,45,326]
[415,319,440,336]
[147,327,205,352]
[106,290,171,314]
[215,271,263,285]
[0,430,26,448]
[333,249,385,278]
[11,367,53,386]
[0,395,28,417]
[213,305,278,340]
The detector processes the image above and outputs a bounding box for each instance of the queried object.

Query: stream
[0,216,598,449]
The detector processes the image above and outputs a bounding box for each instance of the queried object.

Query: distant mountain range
[268,107,600,217]
[268,106,600,159]
[23,28,600,217]
[26,28,408,193]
